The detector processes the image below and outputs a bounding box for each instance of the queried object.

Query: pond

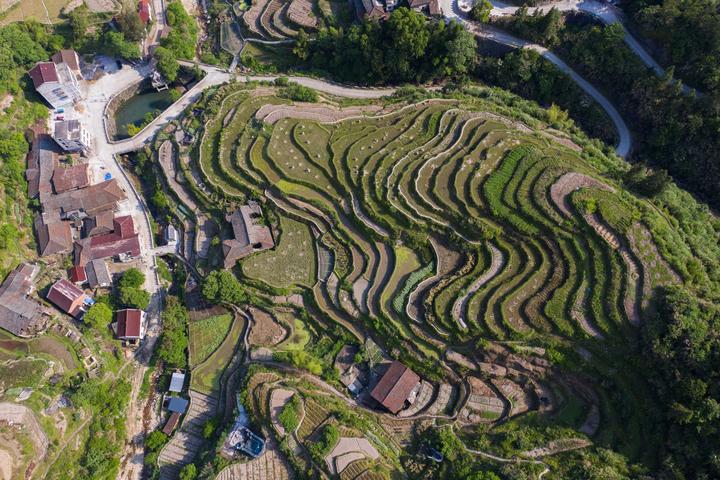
[113,88,174,140]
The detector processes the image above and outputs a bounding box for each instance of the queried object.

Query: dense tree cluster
[296,8,477,84]
[627,0,720,92]
[161,0,198,60]
[643,286,720,478]
[202,270,246,304]
[157,296,189,369]
[70,377,132,478]
[83,302,113,331]
[118,267,150,310]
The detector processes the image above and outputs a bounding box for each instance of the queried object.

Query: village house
[164,224,179,246]
[0,264,49,337]
[74,215,141,267]
[408,0,441,15]
[169,372,186,393]
[53,119,91,153]
[85,259,112,289]
[162,411,181,435]
[113,308,147,346]
[166,397,189,414]
[52,163,89,193]
[28,50,82,109]
[28,132,129,259]
[69,265,87,286]
[352,0,387,19]
[46,278,88,318]
[223,203,274,269]
[138,0,151,25]
[369,361,421,414]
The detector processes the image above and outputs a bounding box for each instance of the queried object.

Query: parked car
[56,116,64,121]
[55,108,64,114]
[116,60,123,69]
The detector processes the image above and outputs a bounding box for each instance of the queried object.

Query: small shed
[166,396,189,414]
[169,372,185,393]
[162,411,181,435]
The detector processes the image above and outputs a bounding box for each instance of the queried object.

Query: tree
[179,463,197,480]
[157,296,188,368]
[120,268,145,289]
[293,29,309,61]
[470,0,492,23]
[154,46,179,83]
[66,8,89,47]
[116,9,145,42]
[120,287,150,310]
[102,30,141,59]
[202,270,246,304]
[145,431,168,451]
[83,302,112,330]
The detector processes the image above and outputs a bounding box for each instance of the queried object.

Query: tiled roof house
[223,203,274,269]
[0,263,48,337]
[46,278,86,318]
[369,361,421,414]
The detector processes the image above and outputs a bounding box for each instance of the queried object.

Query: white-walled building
[28,50,83,109]
[53,119,91,152]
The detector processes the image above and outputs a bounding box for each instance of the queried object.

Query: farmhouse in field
[28,50,82,109]
[46,278,88,318]
[0,263,48,337]
[370,361,421,414]
[169,372,186,393]
[223,203,274,269]
[113,308,147,346]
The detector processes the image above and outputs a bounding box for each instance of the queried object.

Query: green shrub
[278,395,301,433]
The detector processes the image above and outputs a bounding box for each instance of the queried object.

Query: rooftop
[167,396,189,414]
[28,62,58,88]
[223,203,274,268]
[116,308,144,339]
[69,265,86,284]
[369,361,420,414]
[0,264,47,337]
[86,259,112,288]
[52,163,89,193]
[51,50,80,73]
[46,278,85,317]
[169,372,186,393]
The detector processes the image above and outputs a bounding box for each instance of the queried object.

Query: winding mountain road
[440,0,631,157]
[486,0,696,94]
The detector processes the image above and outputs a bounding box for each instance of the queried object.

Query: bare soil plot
[248,307,287,347]
[269,388,295,436]
[325,437,380,475]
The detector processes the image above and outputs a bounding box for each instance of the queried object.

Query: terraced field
[191,85,716,474]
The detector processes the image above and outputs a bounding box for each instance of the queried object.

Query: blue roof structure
[227,425,265,458]
[169,372,185,393]
[167,396,189,414]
